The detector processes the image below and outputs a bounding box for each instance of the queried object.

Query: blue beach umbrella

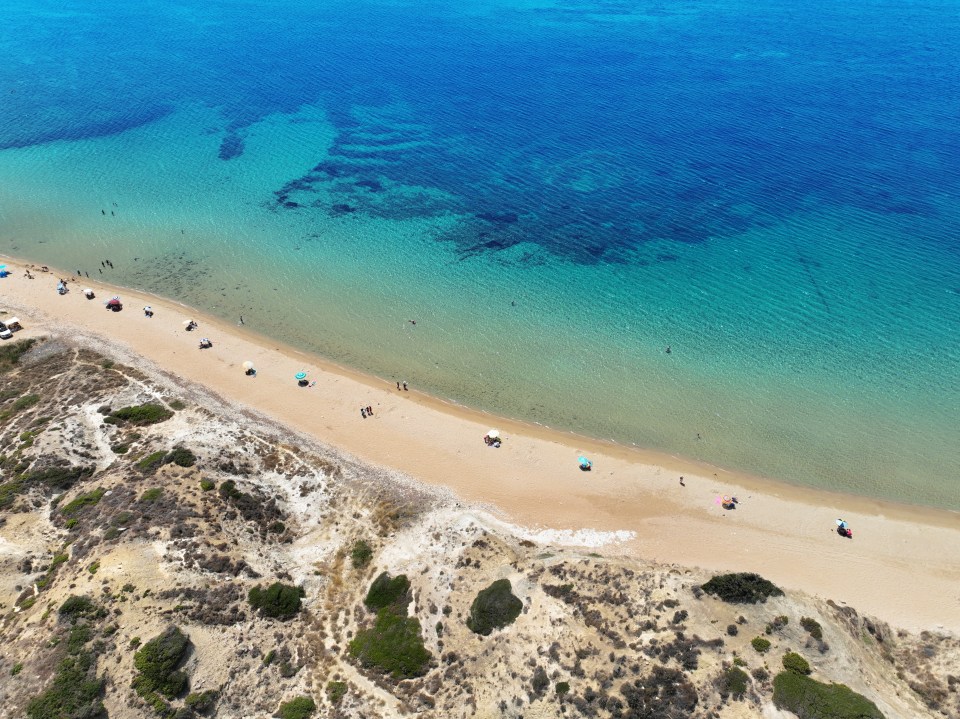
[578,456,592,469]
[295,371,307,381]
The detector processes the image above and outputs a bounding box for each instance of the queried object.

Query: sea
[0,0,958,509]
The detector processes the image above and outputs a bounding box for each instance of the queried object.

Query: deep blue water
[1,0,958,507]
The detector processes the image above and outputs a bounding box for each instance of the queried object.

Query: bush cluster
[722,666,749,699]
[466,579,523,636]
[61,488,106,516]
[27,652,105,719]
[783,652,812,675]
[277,696,316,719]
[248,582,304,620]
[351,540,373,568]
[107,404,174,426]
[137,452,166,473]
[326,681,347,704]
[165,446,196,468]
[0,338,37,372]
[348,608,431,679]
[364,572,410,611]
[701,573,784,604]
[801,616,824,640]
[773,671,884,718]
[751,637,772,653]
[133,626,191,700]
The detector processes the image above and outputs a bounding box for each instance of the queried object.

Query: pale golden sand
[2,257,958,631]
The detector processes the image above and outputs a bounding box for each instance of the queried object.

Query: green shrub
[349,609,431,679]
[199,478,215,491]
[262,649,276,665]
[0,479,25,509]
[722,666,749,699]
[61,488,106,516]
[801,616,824,641]
[59,595,97,619]
[133,626,191,699]
[13,394,41,412]
[248,582,304,620]
[783,652,812,675]
[326,681,347,704]
[168,400,186,411]
[185,689,218,714]
[111,443,129,455]
[140,487,163,502]
[87,561,100,575]
[11,662,23,676]
[466,579,523,636]
[23,464,94,491]
[701,573,784,604]
[165,446,196,468]
[277,696,316,719]
[108,404,173,426]
[136,452,166,473]
[751,637,772,653]
[26,651,105,719]
[773,671,884,718]
[556,681,570,696]
[364,572,410,611]
[351,539,373,568]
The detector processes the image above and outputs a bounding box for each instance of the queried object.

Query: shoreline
[2,255,959,631]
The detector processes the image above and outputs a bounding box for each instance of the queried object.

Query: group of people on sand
[360,405,374,419]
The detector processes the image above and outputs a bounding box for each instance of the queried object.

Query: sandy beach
[2,257,958,632]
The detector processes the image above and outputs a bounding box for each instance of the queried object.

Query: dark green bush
[773,671,884,719]
[277,696,316,719]
[751,637,772,653]
[165,446,196,468]
[466,579,523,636]
[136,452,166,473]
[61,488,106,516]
[556,681,570,696]
[364,572,410,611]
[133,626,191,699]
[23,464,94,491]
[349,609,431,679]
[783,652,812,675]
[351,539,373,568]
[185,689,218,714]
[801,616,824,641]
[108,404,174,426]
[200,478,215,491]
[701,573,784,604]
[326,681,347,704]
[26,651,105,719]
[59,595,97,619]
[722,666,749,699]
[248,582,304,620]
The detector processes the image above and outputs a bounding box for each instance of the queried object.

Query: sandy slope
[1,257,958,632]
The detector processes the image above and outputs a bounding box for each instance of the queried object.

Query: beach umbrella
[242,361,255,371]
[487,429,500,440]
[295,371,307,381]
[182,320,192,326]
[578,456,592,467]
[836,519,847,529]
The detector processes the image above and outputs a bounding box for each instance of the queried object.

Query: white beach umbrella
[487,429,500,440]
[242,361,255,371]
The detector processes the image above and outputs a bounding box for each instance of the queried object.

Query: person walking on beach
[396,381,400,390]
[366,405,373,416]
[402,381,408,391]
[239,315,244,325]
[361,407,367,419]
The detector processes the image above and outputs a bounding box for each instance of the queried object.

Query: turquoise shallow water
[0,0,958,508]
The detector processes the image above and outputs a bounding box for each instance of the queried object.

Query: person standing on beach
[366,405,373,416]
[396,381,400,390]
[361,407,367,419]
[239,315,244,325]
[402,381,408,391]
